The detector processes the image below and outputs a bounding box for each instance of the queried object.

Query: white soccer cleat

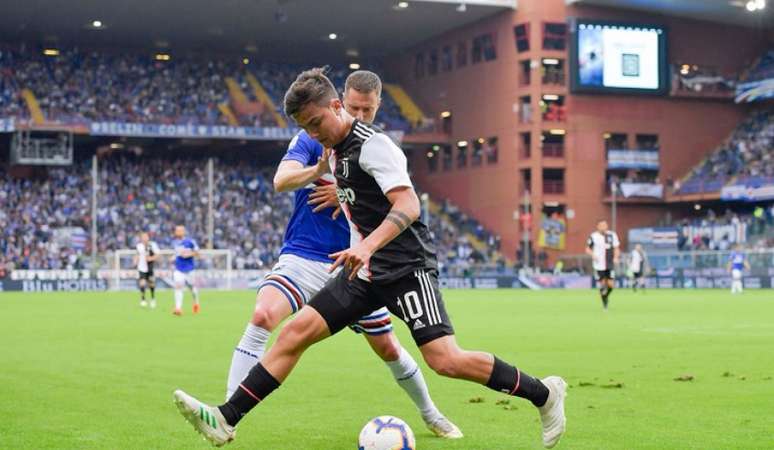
[424,415,463,439]
[140,300,148,308]
[173,389,235,447]
[538,376,567,448]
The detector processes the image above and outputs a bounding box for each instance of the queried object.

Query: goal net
[110,249,233,291]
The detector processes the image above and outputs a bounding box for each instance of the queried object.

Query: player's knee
[424,350,464,378]
[368,334,401,362]
[251,307,279,331]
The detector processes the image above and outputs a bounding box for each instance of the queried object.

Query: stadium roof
[0,0,513,61]
[568,0,774,27]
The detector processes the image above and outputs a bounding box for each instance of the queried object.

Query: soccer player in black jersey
[174,68,568,448]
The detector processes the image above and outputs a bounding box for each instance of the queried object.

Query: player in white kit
[134,232,161,308]
[586,219,620,310]
[629,244,646,292]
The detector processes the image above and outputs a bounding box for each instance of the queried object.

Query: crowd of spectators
[1,154,500,272]
[742,50,774,83]
[677,108,773,194]
[675,206,774,252]
[0,44,413,131]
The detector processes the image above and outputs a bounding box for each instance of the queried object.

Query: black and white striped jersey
[586,231,620,271]
[331,120,437,282]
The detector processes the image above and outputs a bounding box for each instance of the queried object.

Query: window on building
[414,53,425,79]
[541,131,565,158]
[541,58,565,85]
[636,134,659,151]
[441,45,453,72]
[543,22,567,51]
[520,132,531,159]
[543,168,565,194]
[457,141,468,168]
[519,95,532,124]
[514,23,530,53]
[486,137,499,164]
[456,41,468,67]
[604,133,628,150]
[442,145,452,171]
[540,95,566,122]
[472,33,497,64]
[427,150,438,172]
[428,48,438,76]
[520,60,531,86]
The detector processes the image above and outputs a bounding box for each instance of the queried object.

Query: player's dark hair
[344,70,382,98]
[283,67,338,118]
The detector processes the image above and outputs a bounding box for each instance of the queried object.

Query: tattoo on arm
[386,210,413,232]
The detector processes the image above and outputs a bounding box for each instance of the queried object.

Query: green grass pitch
[1,288,773,449]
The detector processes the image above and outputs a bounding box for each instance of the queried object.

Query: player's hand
[329,243,373,280]
[308,184,342,219]
[315,147,333,177]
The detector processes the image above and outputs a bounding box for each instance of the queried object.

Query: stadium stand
[676,108,773,194]
[0,154,501,271]
[0,45,414,132]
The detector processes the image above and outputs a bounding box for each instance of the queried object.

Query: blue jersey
[730,252,745,271]
[172,237,199,273]
[279,131,350,263]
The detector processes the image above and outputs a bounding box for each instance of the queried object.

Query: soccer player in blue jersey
[171,225,201,315]
[727,245,750,294]
[222,70,461,438]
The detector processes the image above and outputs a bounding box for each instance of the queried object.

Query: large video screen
[570,20,667,95]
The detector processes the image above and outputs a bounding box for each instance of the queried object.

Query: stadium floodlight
[92,20,103,28]
[328,33,338,40]
[543,94,559,101]
[43,49,59,56]
[549,129,566,135]
[457,140,468,147]
[242,58,250,65]
[398,1,409,8]
[440,111,451,118]
[349,63,361,70]
[542,58,560,65]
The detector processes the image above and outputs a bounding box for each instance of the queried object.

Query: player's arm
[613,234,621,264]
[273,148,332,192]
[329,133,417,280]
[146,243,160,262]
[330,187,419,280]
[584,237,594,256]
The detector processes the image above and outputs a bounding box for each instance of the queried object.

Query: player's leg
[138,275,147,307]
[148,275,156,308]
[174,271,374,445]
[381,269,566,448]
[605,275,615,307]
[596,272,608,308]
[185,273,200,313]
[226,255,324,398]
[355,311,461,438]
[225,284,294,399]
[173,270,185,315]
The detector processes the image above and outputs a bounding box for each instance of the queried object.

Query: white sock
[226,323,272,400]
[191,286,200,303]
[174,289,183,310]
[385,347,441,422]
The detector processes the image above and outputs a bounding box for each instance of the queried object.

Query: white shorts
[260,253,393,336]
[173,270,195,288]
[731,269,742,281]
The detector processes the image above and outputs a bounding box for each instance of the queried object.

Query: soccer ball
[358,416,416,450]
